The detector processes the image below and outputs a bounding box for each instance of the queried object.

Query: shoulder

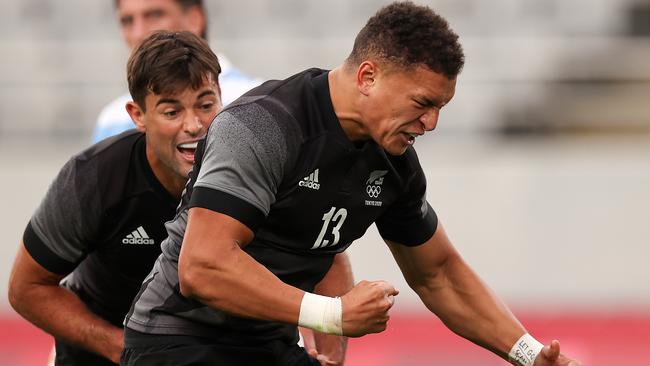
[47,132,141,195]
[77,131,150,213]
[83,130,143,162]
[216,70,322,143]
[207,69,332,164]
[208,103,301,163]
[70,130,144,188]
[214,102,306,168]
[223,68,325,126]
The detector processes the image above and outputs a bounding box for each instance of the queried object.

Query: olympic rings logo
[366,185,381,198]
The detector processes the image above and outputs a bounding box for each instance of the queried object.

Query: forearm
[9,283,123,362]
[9,244,123,363]
[179,239,305,325]
[311,252,354,364]
[416,254,525,359]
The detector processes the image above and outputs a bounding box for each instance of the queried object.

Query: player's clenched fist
[532,340,582,366]
[340,280,399,337]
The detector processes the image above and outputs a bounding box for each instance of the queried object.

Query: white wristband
[298,292,342,335]
[509,333,544,366]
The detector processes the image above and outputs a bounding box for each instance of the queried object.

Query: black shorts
[54,339,117,366]
[121,328,319,366]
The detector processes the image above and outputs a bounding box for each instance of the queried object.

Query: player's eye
[163,110,178,118]
[202,102,215,111]
[146,10,165,20]
[119,16,133,27]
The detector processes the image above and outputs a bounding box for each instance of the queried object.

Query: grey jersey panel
[30,156,100,264]
[194,104,292,215]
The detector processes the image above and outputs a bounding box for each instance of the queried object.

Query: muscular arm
[386,223,525,360]
[178,208,305,323]
[178,208,394,338]
[8,243,123,363]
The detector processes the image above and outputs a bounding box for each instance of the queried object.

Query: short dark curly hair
[127,31,221,111]
[347,1,464,78]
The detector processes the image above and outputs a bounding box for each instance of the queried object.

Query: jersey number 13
[311,207,348,249]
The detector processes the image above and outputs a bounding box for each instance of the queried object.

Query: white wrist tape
[298,292,342,335]
[509,333,544,366]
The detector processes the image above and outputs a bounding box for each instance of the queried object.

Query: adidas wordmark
[299,169,320,190]
[122,226,155,245]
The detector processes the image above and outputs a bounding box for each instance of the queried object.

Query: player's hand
[307,348,340,366]
[532,340,582,366]
[300,326,316,352]
[302,327,346,366]
[301,328,335,365]
[340,280,398,337]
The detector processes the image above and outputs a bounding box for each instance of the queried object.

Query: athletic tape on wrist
[298,292,343,335]
[509,333,544,366]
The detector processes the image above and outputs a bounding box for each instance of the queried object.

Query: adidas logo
[298,169,320,190]
[122,226,155,245]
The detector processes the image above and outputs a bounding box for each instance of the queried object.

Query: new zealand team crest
[365,170,388,206]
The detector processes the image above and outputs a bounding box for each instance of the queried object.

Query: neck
[328,66,368,142]
[145,145,185,200]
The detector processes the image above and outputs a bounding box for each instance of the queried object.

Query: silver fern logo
[365,170,388,206]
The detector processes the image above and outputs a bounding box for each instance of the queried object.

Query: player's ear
[356,61,377,96]
[126,101,146,132]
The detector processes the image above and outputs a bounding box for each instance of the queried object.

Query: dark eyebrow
[155,98,180,107]
[197,90,216,99]
[143,8,165,17]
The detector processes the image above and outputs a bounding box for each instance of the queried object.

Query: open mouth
[405,132,418,145]
[177,141,198,162]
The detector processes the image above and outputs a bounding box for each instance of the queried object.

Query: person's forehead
[118,0,182,13]
[400,66,455,99]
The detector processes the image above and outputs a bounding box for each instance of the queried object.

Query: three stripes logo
[122,226,155,245]
[299,169,320,190]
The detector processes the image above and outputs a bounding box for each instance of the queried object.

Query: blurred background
[1,0,650,365]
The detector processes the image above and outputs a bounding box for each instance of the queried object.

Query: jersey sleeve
[23,155,102,275]
[375,164,438,247]
[189,103,298,232]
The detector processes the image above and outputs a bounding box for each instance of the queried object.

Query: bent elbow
[403,265,441,294]
[7,284,19,311]
[178,265,201,299]
[406,277,433,298]
[7,279,28,314]
[177,241,242,305]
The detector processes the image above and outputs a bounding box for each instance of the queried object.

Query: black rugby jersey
[24,130,177,326]
[125,68,437,343]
